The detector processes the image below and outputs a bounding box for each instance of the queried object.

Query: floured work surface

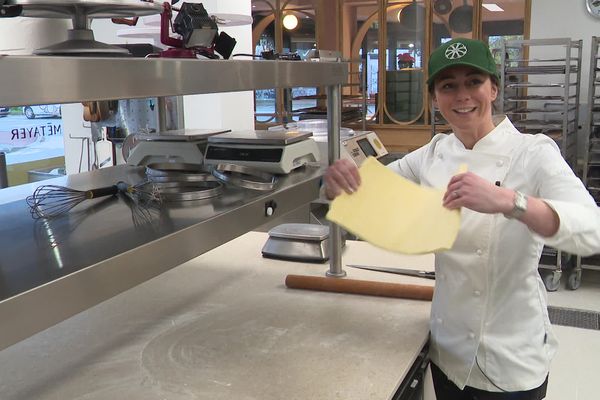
[0,232,431,400]
[327,157,461,254]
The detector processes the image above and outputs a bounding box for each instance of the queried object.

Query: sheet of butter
[326,157,462,254]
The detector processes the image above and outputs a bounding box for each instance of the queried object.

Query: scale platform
[261,223,345,263]
[125,129,230,166]
[204,130,320,174]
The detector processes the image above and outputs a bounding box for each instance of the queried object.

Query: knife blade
[346,264,435,280]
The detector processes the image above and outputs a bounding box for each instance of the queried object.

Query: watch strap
[504,190,527,219]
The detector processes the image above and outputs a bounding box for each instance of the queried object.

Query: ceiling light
[482,3,504,12]
[283,14,298,30]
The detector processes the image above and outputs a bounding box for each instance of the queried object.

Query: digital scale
[268,123,387,167]
[261,223,345,263]
[125,129,230,166]
[313,130,388,167]
[204,130,321,174]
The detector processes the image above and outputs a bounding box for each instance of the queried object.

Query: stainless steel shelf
[0,164,323,351]
[505,95,577,102]
[0,56,348,350]
[506,83,575,88]
[0,57,348,106]
[503,38,582,47]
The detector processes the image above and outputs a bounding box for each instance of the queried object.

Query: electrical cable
[231,53,264,59]
[231,51,301,60]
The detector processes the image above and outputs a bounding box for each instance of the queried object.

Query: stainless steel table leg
[326,84,346,278]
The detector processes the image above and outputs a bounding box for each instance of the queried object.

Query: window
[1,104,64,186]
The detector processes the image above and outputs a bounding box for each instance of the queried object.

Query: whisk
[26,181,161,219]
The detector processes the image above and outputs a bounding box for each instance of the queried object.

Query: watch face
[587,0,600,18]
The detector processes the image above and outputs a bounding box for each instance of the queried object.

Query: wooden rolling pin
[285,274,433,301]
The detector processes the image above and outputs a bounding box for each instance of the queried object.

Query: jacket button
[468,332,475,339]
[474,290,481,296]
[476,249,483,256]
[497,160,504,167]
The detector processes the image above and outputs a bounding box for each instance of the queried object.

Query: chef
[323,38,600,400]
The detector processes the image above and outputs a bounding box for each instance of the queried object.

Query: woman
[324,38,600,400]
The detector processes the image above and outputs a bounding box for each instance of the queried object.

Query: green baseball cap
[427,38,499,85]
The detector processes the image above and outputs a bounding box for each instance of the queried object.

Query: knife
[346,264,435,280]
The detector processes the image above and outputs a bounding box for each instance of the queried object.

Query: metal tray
[207,130,313,146]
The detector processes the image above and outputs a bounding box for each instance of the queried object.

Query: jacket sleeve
[529,137,600,256]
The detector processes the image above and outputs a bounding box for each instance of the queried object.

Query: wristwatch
[504,190,528,219]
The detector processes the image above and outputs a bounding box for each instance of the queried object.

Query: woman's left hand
[443,172,513,214]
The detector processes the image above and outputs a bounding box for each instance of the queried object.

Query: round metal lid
[141,181,223,202]
[9,0,163,19]
[211,163,277,191]
[145,163,216,183]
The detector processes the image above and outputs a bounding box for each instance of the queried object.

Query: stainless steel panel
[0,164,322,351]
[0,58,348,106]
[9,0,163,18]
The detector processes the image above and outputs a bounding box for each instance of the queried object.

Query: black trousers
[431,363,548,400]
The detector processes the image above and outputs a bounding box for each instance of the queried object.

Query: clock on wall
[587,0,600,18]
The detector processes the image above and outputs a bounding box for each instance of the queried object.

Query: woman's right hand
[323,159,361,200]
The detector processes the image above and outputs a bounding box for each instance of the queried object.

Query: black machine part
[214,31,236,59]
[173,2,217,48]
[172,2,237,59]
[0,0,22,18]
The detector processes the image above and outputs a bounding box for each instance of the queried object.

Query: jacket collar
[449,115,520,157]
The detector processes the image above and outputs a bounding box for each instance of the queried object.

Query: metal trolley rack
[500,38,582,291]
[0,57,347,351]
[571,35,600,290]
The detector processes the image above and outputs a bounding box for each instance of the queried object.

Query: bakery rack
[500,38,582,291]
[568,36,600,290]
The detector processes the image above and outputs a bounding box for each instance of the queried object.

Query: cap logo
[445,42,467,60]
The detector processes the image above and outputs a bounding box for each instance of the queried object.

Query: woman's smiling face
[432,65,498,139]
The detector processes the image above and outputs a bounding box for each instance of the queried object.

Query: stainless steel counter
[0,232,433,400]
[0,164,322,351]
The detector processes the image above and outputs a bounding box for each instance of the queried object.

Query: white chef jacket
[388,116,600,392]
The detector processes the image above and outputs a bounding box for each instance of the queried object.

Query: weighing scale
[313,130,388,167]
[261,223,345,263]
[125,129,230,166]
[204,130,321,174]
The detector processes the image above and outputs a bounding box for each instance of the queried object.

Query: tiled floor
[545,269,600,400]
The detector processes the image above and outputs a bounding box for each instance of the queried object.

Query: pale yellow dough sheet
[326,157,462,254]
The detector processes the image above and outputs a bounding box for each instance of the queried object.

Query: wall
[530,0,600,159]
[531,0,599,102]
[63,0,254,174]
